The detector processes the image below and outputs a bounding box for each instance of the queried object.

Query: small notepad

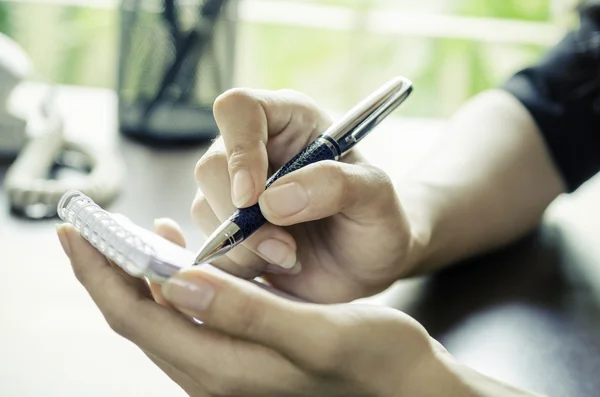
[57,190,301,300]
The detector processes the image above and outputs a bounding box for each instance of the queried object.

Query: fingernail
[232,169,254,208]
[55,224,71,258]
[266,261,302,275]
[163,277,215,313]
[288,261,302,275]
[257,239,296,269]
[265,264,290,274]
[261,183,308,217]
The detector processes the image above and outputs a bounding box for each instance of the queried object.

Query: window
[0,0,579,117]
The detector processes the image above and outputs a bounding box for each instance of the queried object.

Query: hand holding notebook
[55,213,469,397]
[57,190,300,301]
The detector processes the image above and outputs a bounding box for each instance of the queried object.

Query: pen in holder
[117,0,238,146]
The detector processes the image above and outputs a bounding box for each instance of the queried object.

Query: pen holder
[117,0,238,146]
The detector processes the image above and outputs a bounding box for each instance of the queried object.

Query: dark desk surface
[1,85,600,397]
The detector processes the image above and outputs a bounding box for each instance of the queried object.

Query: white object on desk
[0,32,125,215]
[4,115,125,218]
[0,32,31,156]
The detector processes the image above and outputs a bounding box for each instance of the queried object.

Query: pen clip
[323,76,413,154]
[344,83,412,151]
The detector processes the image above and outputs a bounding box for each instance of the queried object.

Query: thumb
[258,160,398,226]
[214,88,332,208]
[161,268,346,371]
[149,218,186,306]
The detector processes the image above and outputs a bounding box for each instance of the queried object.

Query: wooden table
[1,85,599,397]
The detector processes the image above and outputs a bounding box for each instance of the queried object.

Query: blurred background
[0,0,578,118]
[0,2,590,397]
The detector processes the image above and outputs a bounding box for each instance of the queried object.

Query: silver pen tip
[194,220,243,265]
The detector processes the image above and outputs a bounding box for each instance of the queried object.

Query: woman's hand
[56,221,455,397]
[193,88,427,302]
[56,220,543,397]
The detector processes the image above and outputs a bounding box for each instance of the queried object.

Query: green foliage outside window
[0,0,573,117]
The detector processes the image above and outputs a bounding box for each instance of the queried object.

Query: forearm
[399,89,565,274]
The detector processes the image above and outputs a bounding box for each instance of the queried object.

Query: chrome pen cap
[322,76,413,154]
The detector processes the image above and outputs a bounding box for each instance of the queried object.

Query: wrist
[393,181,438,278]
[394,348,469,397]
[397,343,544,397]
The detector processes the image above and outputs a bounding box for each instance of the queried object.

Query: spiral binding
[57,190,156,276]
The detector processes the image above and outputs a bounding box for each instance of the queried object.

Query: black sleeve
[502,4,600,192]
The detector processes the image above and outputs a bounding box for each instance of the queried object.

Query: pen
[143,0,226,122]
[163,0,181,45]
[178,0,230,103]
[194,76,413,265]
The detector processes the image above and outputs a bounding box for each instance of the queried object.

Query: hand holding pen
[191,77,421,303]
[59,76,543,396]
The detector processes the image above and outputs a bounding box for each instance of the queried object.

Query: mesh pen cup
[117,0,238,145]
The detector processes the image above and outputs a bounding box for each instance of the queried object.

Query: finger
[162,268,351,373]
[147,220,244,311]
[107,259,153,300]
[56,223,153,300]
[194,148,300,272]
[191,187,222,238]
[192,187,301,279]
[192,193,285,278]
[259,161,398,226]
[58,225,310,396]
[148,281,171,307]
[213,88,332,207]
[56,224,221,370]
[192,190,301,276]
[149,218,187,307]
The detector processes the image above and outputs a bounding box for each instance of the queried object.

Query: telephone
[0,32,125,219]
[0,32,30,156]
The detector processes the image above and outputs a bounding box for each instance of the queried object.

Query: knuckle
[277,89,332,129]
[320,161,352,206]
[318,160,346,185]
[194,151,228,182]
[190,192,206,215]
[277,87,301,96]
[227,140,265,170]
[214,88,256,118]
[278,88,311,103]
[71,263,90,286]
[104,307,131,339]
[363,163,393,188]
[190,195,210,225]
[277,88,317,111]
[361,164,396,201]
